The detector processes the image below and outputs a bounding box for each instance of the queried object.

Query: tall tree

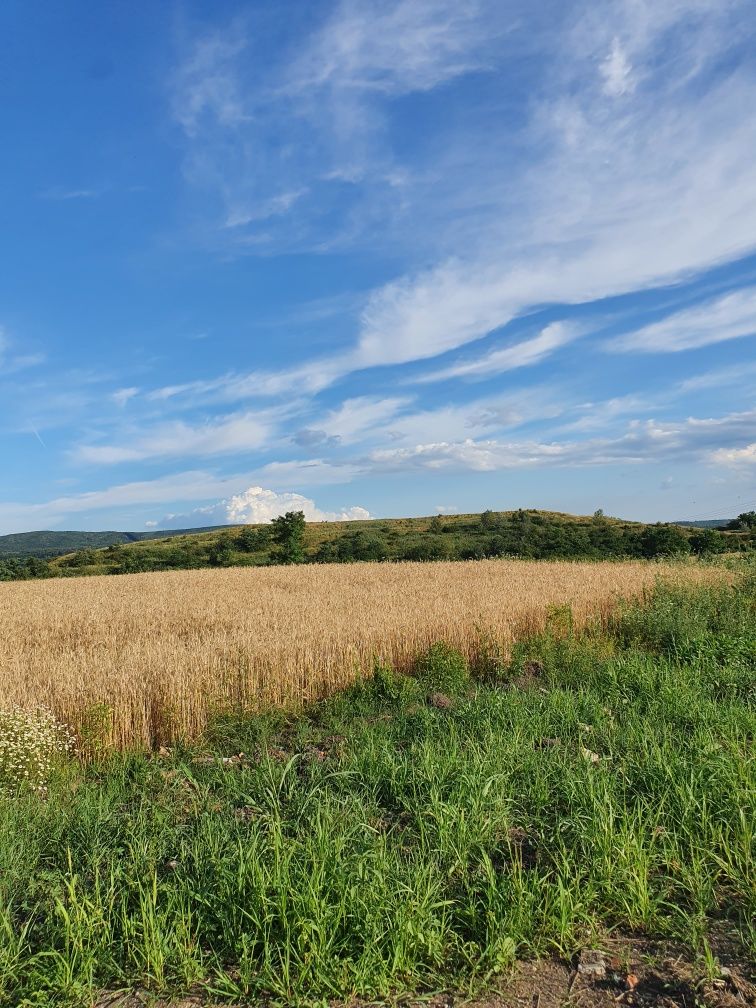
[271,511,307,564]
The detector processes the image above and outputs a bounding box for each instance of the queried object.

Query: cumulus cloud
[710,443,756,466]
[154,485,372,529]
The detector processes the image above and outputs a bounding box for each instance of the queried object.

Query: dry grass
[0,559,715,749]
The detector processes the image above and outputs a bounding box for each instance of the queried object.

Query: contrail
[30,426,47,448]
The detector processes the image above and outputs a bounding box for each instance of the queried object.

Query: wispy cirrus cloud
[163,0,756,401]
[74,409,276,465]
[171,0,504,240]
[39,187,101,200]
[343,1,756,371]
[0,327,45,375]
[608,286,756,353]
[677,359,756,393]
[413,322,582,384]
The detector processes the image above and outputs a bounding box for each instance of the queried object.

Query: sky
[1,0,755,534]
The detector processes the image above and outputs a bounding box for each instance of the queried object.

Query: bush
[342,661,423,712]
[0,705,76,796]
[413,642,470,696]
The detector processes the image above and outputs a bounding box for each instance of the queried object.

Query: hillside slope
[38,508,747,578]
[0,525,229,559]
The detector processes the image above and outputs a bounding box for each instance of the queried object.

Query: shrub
[350,661,423,708]
[414,642,470,696]
[0,705,76,796]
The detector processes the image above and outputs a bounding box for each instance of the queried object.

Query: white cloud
[710,443,756,465]
[381,388,564,445]
[414,322,582,383]
[600,38,635,96]
[0,469,262,534]
[316,395,410,442]
[225,486,370,523]
[74,409,275,464]
[258,458,362,487]
[146,358,344,404]
[344,2,756,371]
[287,0,497,96]
[368,408,756,473]
[155,1,756,405]
[560,394,654,432]
[677,359,756,393]
[609,286,756,353]
[39,187,101,200]
[0,326,45,375]
[0,467,369,535]
[155,485,372,529]
[171,1,502,238]
[112,387,139,407]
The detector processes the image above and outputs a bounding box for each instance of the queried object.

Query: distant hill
[0,526,229,559]
[673,519,731,529]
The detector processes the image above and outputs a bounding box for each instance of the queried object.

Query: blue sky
[1,0,755,533]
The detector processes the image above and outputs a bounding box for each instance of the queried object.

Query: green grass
[0,574,753,1006]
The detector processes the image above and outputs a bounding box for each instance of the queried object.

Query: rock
[577,949,607,978]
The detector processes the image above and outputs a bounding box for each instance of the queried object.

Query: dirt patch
[412,937,755,1008]
[95,936,755,1008]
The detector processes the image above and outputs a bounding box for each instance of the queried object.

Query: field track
[0,559,717,748]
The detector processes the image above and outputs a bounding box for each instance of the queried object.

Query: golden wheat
[0,559,713,749]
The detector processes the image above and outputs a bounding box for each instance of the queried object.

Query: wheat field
[0,559,712,749]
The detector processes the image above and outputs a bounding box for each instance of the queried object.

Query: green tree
[209,532,234,567]
[401,536,449,561]
[237,525,262,552]
[689,528,727,555]
[338,531,389,562]
[429,515,444,534]
[480,510,498,531]
[726,511,756,530]
[271,511,307,564]
[639,524,690,558]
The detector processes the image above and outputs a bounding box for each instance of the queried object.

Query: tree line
[1,509,751,582]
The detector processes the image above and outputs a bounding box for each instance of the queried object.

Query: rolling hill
[0,526,229,559]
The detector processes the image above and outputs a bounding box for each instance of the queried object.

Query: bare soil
[95,935,755,1008]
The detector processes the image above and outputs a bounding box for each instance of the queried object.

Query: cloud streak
[74,410,276,465]
[414,322,582,383]
[609,286,756,353]
[367,408,756,473]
